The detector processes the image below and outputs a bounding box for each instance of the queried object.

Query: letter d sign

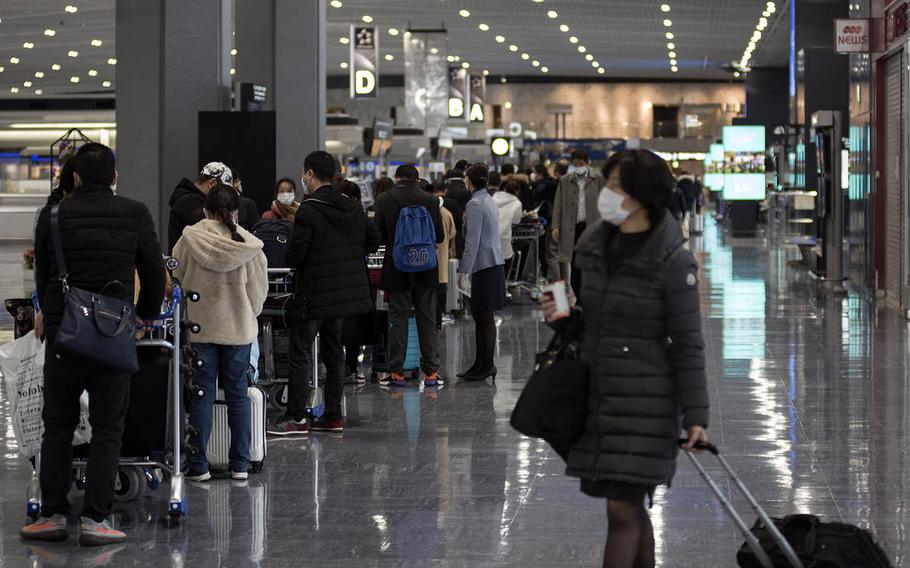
[355,70,376,95]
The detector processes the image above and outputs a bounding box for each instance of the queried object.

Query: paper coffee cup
[543,280,570,317]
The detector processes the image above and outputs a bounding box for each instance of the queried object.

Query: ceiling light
[478,23,489,31]
[64,5,78,13]
[340,61,349,69]
[9,122,117,129]
[461,61,470,68]
[569,36,578,44]
[483,69,489,76]
[495,35,505,43]
[671,66,678,72]
[68,50,79,57]
[559,24,569,32]
[70,76,80,83]
[388,28,399,36]
[45,29,56,37]
[666,32,674,39]
[734,71,741,77]
[107,58,116,65]
[230,48,237,55]
[339,36,349,44]
[508,44,518,52]
[668,51,676,58]
[577,45,586,53]
[670,59,677,65]
[229,67,236,75]
[459,9,471,17]
[91,39,103,47]
[35,89,43,95]
[9,57,20,64]
[35,71,44,78]
[504,101,513,109]
[521,53,530,60]
[23,81,32,87]
[430,47,439,54]
[23,42,35,49]
[330,0,343,7]
[51,64,61,70]
[385,54,394,61]
[663,19,672,26]
[591,61,599,68]
[10,87,19,93]
[0,67,4,73]
[767,3,776,13]
[667,42,675,49]
[102,80,112,87]
[661,4,671,12]
[447,55,456,62]
[453,55,461,61]
[547,10,558,18]
[762,10,770,17]
[585,54,593,61]
[540,66,549,73]
[752,30,762,41]
[361,15,373,23]
[532,60,540,67]
[597,67,605,74]
[88,69,98,76]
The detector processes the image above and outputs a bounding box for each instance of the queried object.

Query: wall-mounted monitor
[709,143,725,162]
[723,173,766,200]
[705,173,725,192]
[722,125,766,153]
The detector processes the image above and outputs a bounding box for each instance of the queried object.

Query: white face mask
[598,187,631,226]
[277,192,295,205]
[574,166,588,177]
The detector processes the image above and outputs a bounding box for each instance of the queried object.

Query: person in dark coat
[166,161,232,253]
[373,164,446,387]
[269,151,381,436]
[228,166,262,232]
[27,143,165,546]
[541,149,709,568]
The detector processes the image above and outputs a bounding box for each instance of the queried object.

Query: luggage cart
[26,257,202,523]
[259,268,294,408]
[510,221,547,300]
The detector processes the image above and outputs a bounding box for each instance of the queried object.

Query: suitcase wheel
[113,467,144,502]
[268,383,288,410]
[250,461,263,474]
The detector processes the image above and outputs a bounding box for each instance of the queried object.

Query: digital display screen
[723,173,766,200]
[722,126,766,152]
[705,173,725,192]
[709,144,725,162]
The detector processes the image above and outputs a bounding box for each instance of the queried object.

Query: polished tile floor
[1,218,909,567]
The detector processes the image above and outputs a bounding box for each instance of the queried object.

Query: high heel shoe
[457,364,480,379]
[462,365,497,382]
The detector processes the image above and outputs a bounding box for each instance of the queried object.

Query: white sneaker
[231,470,248,481]
[185,470,211,482]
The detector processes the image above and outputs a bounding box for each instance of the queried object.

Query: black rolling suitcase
[683,441,891,568]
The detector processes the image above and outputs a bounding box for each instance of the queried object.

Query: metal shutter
[884,52,904,308]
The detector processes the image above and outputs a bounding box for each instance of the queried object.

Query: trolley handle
[677,438,719,454]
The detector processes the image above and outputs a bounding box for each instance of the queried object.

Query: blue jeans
[188,343,251,473]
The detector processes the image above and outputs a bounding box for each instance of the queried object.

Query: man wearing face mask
[551,149,605,292]
[167,161,233,253]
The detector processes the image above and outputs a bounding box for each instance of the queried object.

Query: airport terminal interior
[0,0,909,566]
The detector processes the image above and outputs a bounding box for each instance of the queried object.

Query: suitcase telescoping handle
[678,440,804,568]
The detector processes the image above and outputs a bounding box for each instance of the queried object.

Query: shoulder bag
[51,205,140,373]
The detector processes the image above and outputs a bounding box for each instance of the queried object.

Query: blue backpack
[392,196,438,273]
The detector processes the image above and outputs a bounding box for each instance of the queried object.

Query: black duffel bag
[510,328,588,461]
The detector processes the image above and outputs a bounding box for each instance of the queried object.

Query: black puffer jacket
[563,211,709,487]
[167,178,206,253]
[34,183,166,341]
[285,185,381,320]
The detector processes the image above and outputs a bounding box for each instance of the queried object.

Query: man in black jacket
[269,151,380,436]
[443,169,469,258]
[227,166,262,232]
[374,165,446,388]
[166,161,232,253]
[25,143,165,546]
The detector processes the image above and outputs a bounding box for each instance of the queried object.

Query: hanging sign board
[469,73,485,123]
[448,67,468,120]
[351,26,379,99]
[833,19,870,53]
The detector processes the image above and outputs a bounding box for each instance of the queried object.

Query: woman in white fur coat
[173,184,268,482]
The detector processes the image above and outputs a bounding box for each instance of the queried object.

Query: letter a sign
[351,26,379,98]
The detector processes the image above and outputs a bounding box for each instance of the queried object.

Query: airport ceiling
[0,0,790,98]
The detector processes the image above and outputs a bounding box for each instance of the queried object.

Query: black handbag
[50,205,140,374]
[510,328,588,461]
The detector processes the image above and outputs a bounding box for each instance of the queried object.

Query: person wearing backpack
[268,151,380,435]
[373,164,445,388]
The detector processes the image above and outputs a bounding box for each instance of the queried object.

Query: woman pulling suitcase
[172,184,268,481]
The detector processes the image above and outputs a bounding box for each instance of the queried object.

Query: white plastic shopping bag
[0,332,91,459]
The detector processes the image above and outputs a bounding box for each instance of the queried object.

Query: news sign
[834,19,870,53]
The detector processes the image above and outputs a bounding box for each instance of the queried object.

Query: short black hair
[230,166,241,183]
[454,159,471,171]
[74,142,116,185]
[444,168,465,180]
[602,150,674,224]
[488,171,502,188]
[555,160,570,177]
[339,179,362,201]
[500,164,515,175]
[274,177,297,198]
[466,163,489,188]
[303,150,337,184]
[570,149,589,163]
[395,164,419,180]
[502,179,522,197]
[533,163,549,178]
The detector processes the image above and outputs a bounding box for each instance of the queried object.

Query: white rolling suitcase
[207,386,267,473]
[446,258,463,316]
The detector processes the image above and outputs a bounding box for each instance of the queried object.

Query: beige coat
[552,171,605,262]
[437,204,457,284]
[172,219,268,345]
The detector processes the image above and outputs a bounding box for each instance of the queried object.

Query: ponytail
[205,183,245,243]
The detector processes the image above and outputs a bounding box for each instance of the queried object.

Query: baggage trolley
[510,221,547,300]
[259,268,294,408]
[26,256,203,523]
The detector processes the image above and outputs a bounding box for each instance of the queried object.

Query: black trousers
[40,340,130,522]
[436,283,448,326]
[389,286,439,372]
[287,317,345,421]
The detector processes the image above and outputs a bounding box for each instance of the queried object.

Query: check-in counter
[0,191,46,242]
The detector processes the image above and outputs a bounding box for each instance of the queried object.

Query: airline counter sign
[834,19,870,53]
[469,73,485,123]
[351,26,378,99]
[448,67,468,120]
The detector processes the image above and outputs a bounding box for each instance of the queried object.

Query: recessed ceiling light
[495,35,505,43]
[64,5,78,13]
[9,57,20,64]
[23,81,32,87]
[388,28,399,36]
[0,67,4,73]
[430,47,439,54]
[384,53,394,61]
[597,67,605,74]
[70,76,80,83]
[483,69,490,76]
[35,89,43,95]
[767,3,776,13]
[585,54,593,61]
[668,51,676,58]
[107,58,117,65]
[447,55,456,62]
[532,60,540,67]
[102,81,111,87]
[521,53,529,60]
[453,55,461,61]
[661,4,671,12]
[229,67,236,75]
[68,50,79,57]
[44,29,56,37]
[23,42,35,49]
[591,61,599,68]
[663,19,672,27]
[540,66,549,73]
[762,10,770,17]
[478,23,490,31]
[666,32,674,39]
[559,24,570,32]
[508,44,518,52]
[461,61,470,68]
[10,87,19,93]
[330,0,343,7]
[667,43,675,49]
[504,101,512,109]
[577,45,586,53]
[670,59,677,65]
[51,64,61,70]
[733,71,741,78]
[361,15,373,23]
[230,48,237,55]
[339,36,349,44]
[88,69,98,76]
[671,66,678,72]
[340,61,349,69]
[459,9,471,17]
[90,39,103,47]
[569,36,578,44]
[547,10,558,18]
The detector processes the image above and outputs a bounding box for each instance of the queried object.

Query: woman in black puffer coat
[541,149,709,568]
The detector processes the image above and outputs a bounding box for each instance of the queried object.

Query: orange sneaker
[379,372,407,387]
[20,514,68,542]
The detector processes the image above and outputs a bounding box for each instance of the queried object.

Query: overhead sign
[239,83,267,112]
[490,136,510,156]
[834,19,870,53]
[448,67,468,120]
[350,26,378,99]
[469,73,485,123]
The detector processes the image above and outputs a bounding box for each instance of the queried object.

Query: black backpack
[253,219,293,268]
